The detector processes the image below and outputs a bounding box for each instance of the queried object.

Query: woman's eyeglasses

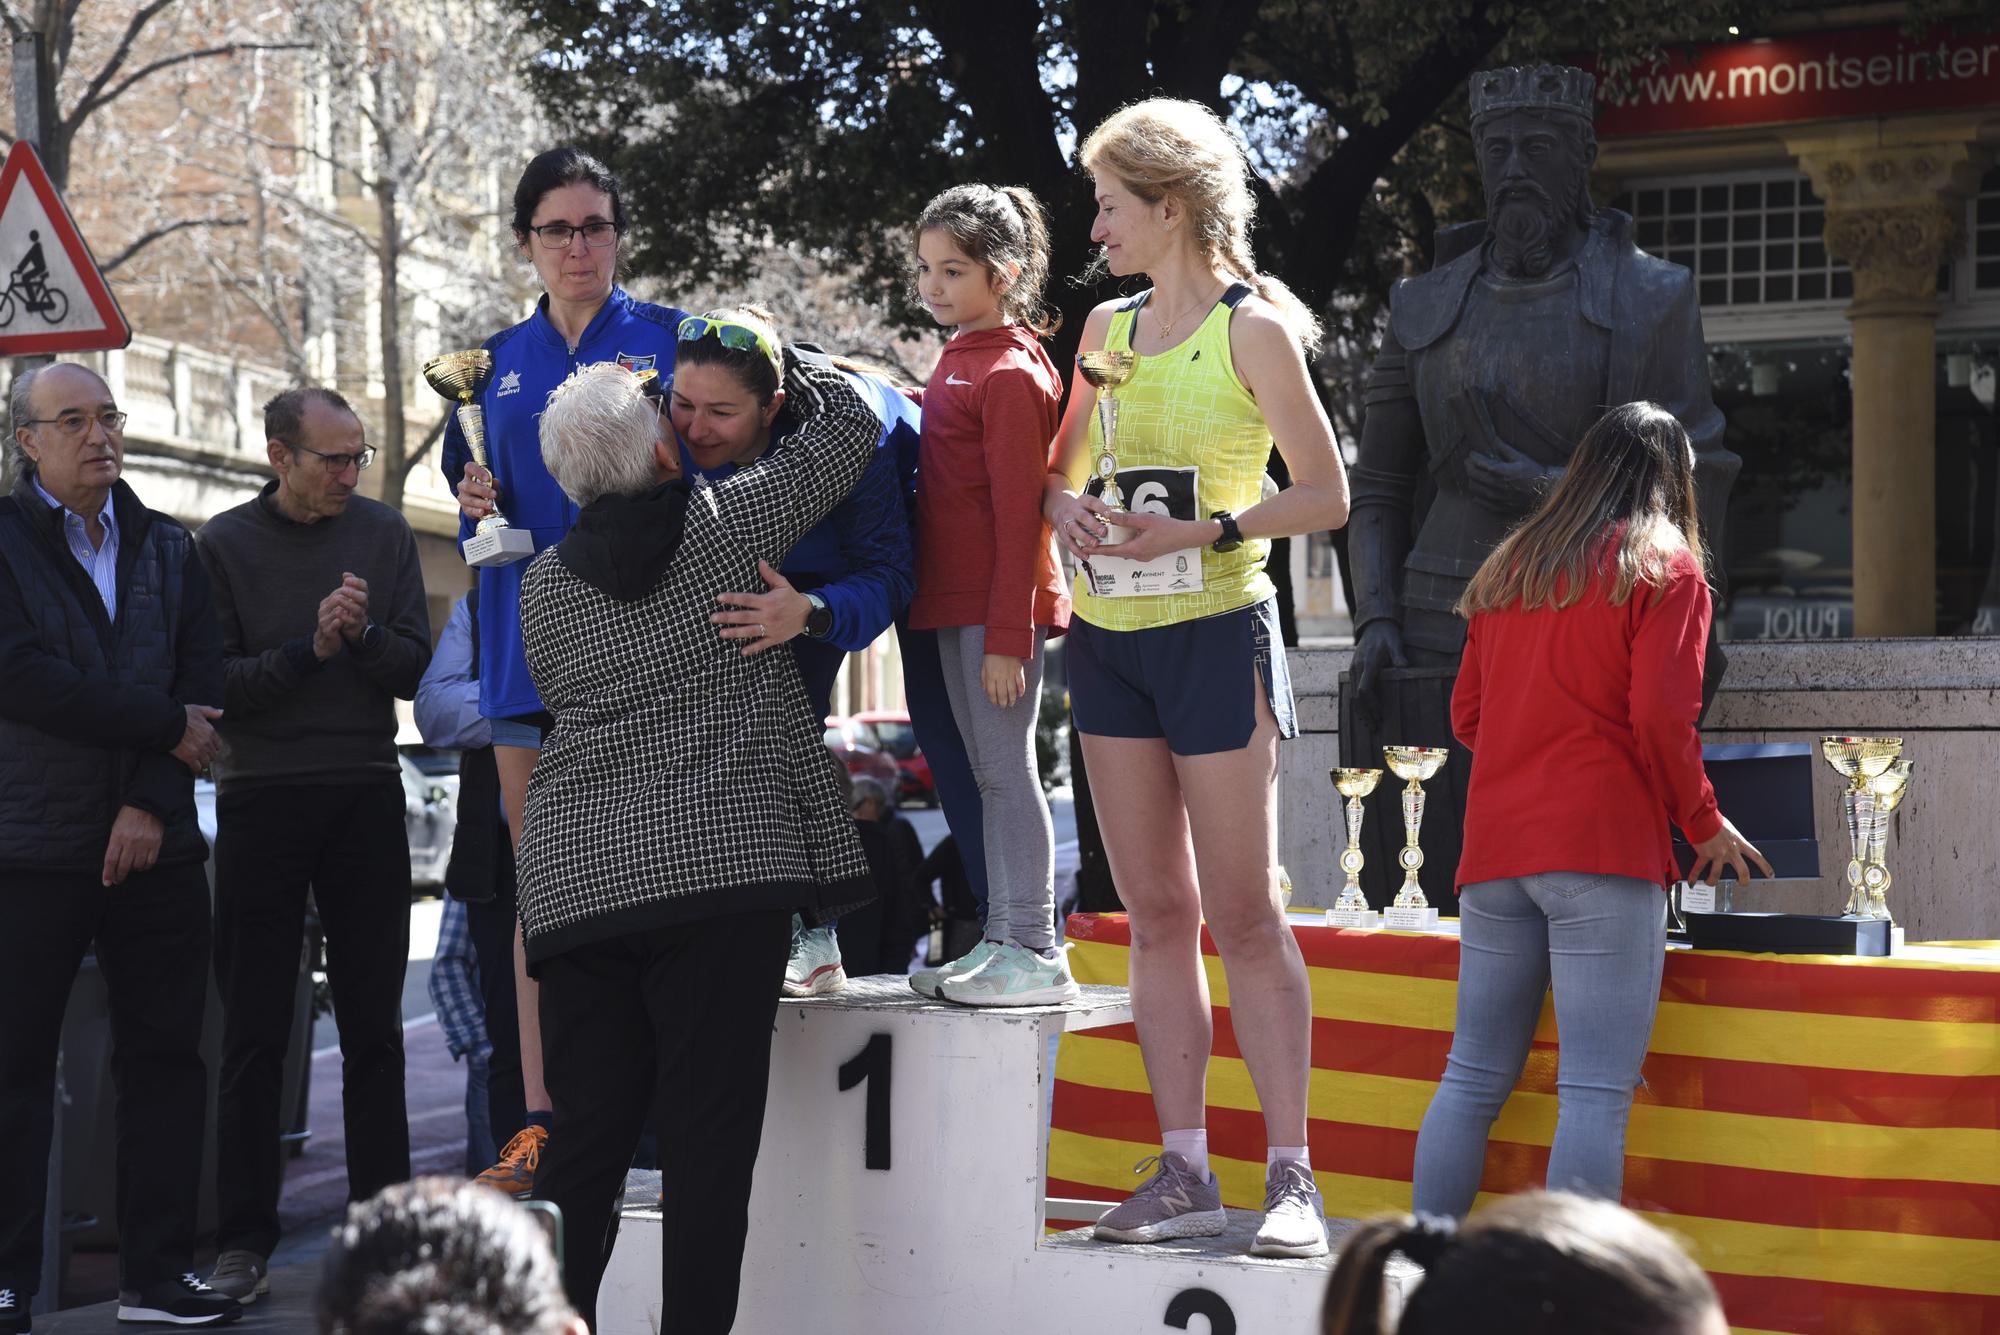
[676,315,782,380]
[526,221,619,250]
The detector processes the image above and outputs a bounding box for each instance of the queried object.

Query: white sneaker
[782,920,846,997]
[1250,1159,1328,1258]
[908,939,1000,1000]
[939,943,1080,1007]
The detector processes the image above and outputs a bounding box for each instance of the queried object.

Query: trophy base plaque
[1383,906,1442,932]
[1683,910,1892,957]
[1326,908,1382,930]
[463,526,538,568]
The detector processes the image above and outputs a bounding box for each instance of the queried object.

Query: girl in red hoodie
[905,184,1074,1007]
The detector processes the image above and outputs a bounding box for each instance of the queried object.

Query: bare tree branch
[60,0,176,125]
[100,215,248,273]
[69,39,311,127]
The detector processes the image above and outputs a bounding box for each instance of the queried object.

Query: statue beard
[1489,182,1560,279]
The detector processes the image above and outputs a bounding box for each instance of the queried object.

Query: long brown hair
[1321,1192,1721,1335]
[914,183,1061,337]
[1458,402,1706,616]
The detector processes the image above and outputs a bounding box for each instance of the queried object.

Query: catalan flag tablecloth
[1048,914,2000,1335]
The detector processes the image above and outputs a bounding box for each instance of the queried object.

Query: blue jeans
[1411,872,1667,1217]
[463,1047,495,1176]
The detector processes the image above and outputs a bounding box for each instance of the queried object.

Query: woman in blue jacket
[674,308,987,997]
[445,145,688,1197]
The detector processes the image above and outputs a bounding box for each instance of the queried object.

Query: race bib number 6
[1087,465,1205,599]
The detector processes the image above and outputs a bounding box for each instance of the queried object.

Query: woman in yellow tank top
[1042,98,1350,1259]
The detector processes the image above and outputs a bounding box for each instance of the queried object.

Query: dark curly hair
[314,1178,581,1335]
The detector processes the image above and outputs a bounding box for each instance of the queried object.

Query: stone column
[1790,132,1987,637]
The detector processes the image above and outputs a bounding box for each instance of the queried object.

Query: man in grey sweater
[193,386,430,1306]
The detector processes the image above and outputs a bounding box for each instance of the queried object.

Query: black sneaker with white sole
[116,1274,241,1327]
[0,1285,30,1334]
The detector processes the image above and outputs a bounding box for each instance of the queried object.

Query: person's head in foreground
[1321,1191,1726,1335]
[316,1177,587,1335]
[538,360,679,507]
[1459,400,1705,616]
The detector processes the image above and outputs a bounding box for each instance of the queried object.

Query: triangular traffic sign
[0,140,131,354]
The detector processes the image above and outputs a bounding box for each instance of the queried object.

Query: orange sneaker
[476,1124,548,1199]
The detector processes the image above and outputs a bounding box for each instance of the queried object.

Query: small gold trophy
[1075,349,1138,546]
[1383,746,1451,930]
[1861,757,1913,921]
[1820,736,1904,919]
[424,349,536,568]
[1327,767,1384,929]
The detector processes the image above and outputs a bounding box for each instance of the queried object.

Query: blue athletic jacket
[442,288,689,722]
[685,360,918,717]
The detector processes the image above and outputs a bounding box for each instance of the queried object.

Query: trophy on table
[1819,735,1905,921]
[1327,767,1385,929]
[424,349,536,568]
[1862,756,1914,921]
[1383,746,1451,930]
[1075,349,1138,545]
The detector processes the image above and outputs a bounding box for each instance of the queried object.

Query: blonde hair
[1458,402,1708,616]
[1079,98,1322,354]
[538,361,659,505]
[914,184,1061,337]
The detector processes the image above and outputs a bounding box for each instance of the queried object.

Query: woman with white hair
[512,355,880,1332]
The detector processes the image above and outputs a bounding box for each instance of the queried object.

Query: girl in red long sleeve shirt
[1411,402,1771,1218]
[905,184,1075,1007]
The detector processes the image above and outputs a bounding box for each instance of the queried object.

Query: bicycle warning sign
[0,141,130,354]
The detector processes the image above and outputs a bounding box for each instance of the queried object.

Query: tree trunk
[374,173,407,510]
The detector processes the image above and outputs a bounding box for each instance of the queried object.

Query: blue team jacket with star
[441,287,689,723]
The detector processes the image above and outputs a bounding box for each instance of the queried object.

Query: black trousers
[463,837,524,1143]
[212,780,411,1257]
[536,910,790,1333]
[0,861,211,1296]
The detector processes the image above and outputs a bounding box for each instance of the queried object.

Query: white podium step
[598,976,1409,1334]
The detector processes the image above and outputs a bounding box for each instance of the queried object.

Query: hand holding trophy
[1076,349,1138,546]
[425,349,537,568]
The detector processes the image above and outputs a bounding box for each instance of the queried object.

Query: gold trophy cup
[1820,735,1904,918]
[1861,757,1913,921]
[1383,745,1451,930]
[1328,767,1385,928]
[424,349,537,568]
[1075,349,1138,546]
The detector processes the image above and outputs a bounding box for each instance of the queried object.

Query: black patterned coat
[515,359,880,967]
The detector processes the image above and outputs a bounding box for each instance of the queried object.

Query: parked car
[823,715,899,792]
[851,709,936,807]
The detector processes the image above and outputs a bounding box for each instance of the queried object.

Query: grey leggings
[935,625,1055,951]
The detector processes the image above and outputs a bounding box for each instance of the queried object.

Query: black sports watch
[1210,510,1243,554]
[358,620,384,653]
[803,593,834,639]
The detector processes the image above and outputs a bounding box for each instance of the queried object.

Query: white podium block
[1383,906,1442,932]
[1325,908,1382,930]
[598,976,1404,1334]
[463,525,537,568]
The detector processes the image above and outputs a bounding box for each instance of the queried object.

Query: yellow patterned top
[1070,288,1276,630]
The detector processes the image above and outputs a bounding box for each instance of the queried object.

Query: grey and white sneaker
[1250,1159,1328,1258]
[1093,1151,1226,1244]
[205,1250,268,1306]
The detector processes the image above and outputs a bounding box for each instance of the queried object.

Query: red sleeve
[1451,615,1483,752]
[977,362,1059,659]
[1628,563,1722,843]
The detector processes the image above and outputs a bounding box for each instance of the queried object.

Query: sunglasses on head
[676,315,782,381]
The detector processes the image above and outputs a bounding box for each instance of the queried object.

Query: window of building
[1969,165,2000,295]
[1613,172,1850,308]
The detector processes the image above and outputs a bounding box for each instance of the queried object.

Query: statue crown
[1469,64,1595,124]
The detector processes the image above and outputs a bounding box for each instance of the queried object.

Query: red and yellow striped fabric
[1048,915,2000,1335]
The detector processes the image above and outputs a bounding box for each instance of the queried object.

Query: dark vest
[443,586,510,903]
[0,477,205,870]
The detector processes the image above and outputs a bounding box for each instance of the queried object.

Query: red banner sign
[1597,26,2000,138]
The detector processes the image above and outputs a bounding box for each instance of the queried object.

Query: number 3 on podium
[838,1033,892,1171]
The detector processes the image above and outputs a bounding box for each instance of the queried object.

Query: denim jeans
[1411,871,1667,1217]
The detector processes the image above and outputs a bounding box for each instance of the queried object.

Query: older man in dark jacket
[0,362,237,1330]
[517,352,878,1333]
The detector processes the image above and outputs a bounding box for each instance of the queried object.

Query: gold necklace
[1153,283,1222,341]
